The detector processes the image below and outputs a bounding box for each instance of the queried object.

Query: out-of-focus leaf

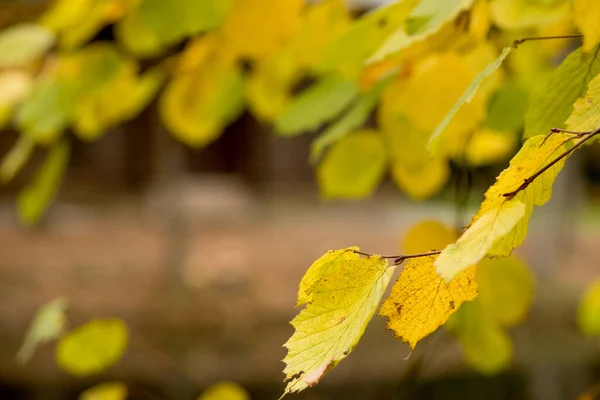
[368,0,473,64]
[0,24,54,68]
[160,61,245,148]
[317,130,387,199]
[220,0,304,60]
[448,301,512,375]
[578,279,600,335]
[402,220,458,254]
[465,129,515,167]
[0,70,33,128]
[391,160,450,200]
[524,46,600,139]
[490,0,570,30]
[485,83,529,132]
[198,382,250,400]
[0,137,35,183]
[79,382,127,400]
[275,76,358,136]
[318,0,418,78]
[116,0,231,57]
[16,297,67,364]
[477,257,534,327]
[429,47,512,155]
[56,319,128,377]
[574,0,600,53]
[310,72,393,161]
[17,141,70,226]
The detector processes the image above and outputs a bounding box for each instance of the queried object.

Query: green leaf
[317,0,419,78]
[198,382,250,400]
[79,382,128,400]
[17,141,70,226]
[428,47,512,155]
[56,318,129,377]
[435,199,525,281]
[0,24,54,68]
[310,72,394,161]
[17,297,67,365]
[317,130,387,199]
[368,0,473,64]
[0,136,35,183]
[275,76,359,136]
[524,46,600,139]
[485,83,529,132]
[281,249,393,396]
[477,257,534,327]
[116,0,231,57]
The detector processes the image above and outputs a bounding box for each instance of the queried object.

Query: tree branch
[352,249,442,266]
[503,128,600,199]
[513,34,583,49]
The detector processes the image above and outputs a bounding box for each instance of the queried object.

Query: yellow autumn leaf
[199,382,250,400]
[435,199,525,281]
[160,61,245,148]
[391,160,450,201]
[469,0,491,41]
[573,0,600,53]
[402,220,458,254]
[79,382,127,400]
[578,279,600,335]
[566,72,600,133]
[465,129,515,167]
[477,257,534,327]
[281,250,393,396]
[317,130,387,199]
[379,255,478,349]
[220,0,304,60]
[56,318,128,377]
[436,133,574,280]
[490,0,570,30]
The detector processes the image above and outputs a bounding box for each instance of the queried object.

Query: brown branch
[352,249,442,266]
[503,127,600,199]
[513,34,583,49]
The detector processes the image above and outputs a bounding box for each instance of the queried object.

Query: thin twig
[513,34,583,49]
[394,251,441,265]
[353,250,399,259]
[503,128,600,199]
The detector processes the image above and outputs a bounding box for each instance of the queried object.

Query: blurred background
[1,0,600,399]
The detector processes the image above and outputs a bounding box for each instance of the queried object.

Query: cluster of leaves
[18,298,251,400]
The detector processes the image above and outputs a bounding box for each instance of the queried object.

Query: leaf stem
[352,249,442,265]
[513,34,583,49]
[503,128,600,199]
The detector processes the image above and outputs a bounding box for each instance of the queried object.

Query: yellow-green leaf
[391,159,450,201]
[17,141,70,226]
[317,130,387,199]
[485,82,529,132]
[524,46,600,139]
[0,24,54,68]
[449,301,512,375]
[17,297,67,365]
[465,129,515,167]
[160,61,245,148]
[379,255,478,349]
[566,72,600,133]
[367,0,473,64]
[578,279,600,335]
[436,133,574,280]
[435,199,525,281]
[0,136,35,183]
[477,257,534,327]
[79,382,128,400]
[56,318,128,377]
[116,0,231,57]
[281,250,393,396]
[275,76,358,136]
[199,382,250,400]
[490,0,570,30]
[402,220,458,254]
[428,47,512,155]
[574,0,600,53]
[317,0,418,78]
